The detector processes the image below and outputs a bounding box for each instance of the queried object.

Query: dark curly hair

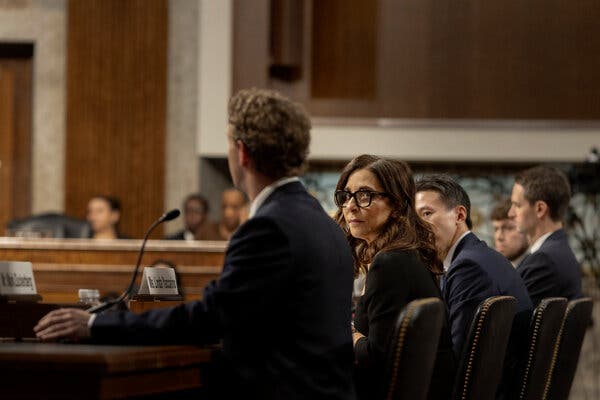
[228,88,311,179]
[334,155,442,277]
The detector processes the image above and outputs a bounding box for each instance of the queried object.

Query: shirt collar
[443,231,471,272]
[511,251,528,268]
[183,230,195,241]
[248,177,300,218]
[529,230,554,254]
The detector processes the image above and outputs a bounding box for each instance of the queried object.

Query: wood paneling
[0,344,208,399]
[0,238,226,303]
[0,68,15,232]
[0,50,33,233]
[235,0,600,119]
[311,0,377,99]
[65,0,168,238]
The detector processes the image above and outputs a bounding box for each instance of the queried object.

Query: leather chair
[517,297,568,400]
[452,296,516,400]
[384,297,445,400]
[547,297,593,400]
[6,213,90,238]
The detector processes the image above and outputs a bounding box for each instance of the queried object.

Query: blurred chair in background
[6,213,89,238]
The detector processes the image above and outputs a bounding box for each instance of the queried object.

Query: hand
[34,308,92,342]
[352,331,365,347]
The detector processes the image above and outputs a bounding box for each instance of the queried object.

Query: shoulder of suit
[372,249,424,273]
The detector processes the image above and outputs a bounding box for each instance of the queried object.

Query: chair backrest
[518,297,568,400]
[547,297,593,400]
[7,213,90,238]
[452,296,516,400]
[384,297,444,400]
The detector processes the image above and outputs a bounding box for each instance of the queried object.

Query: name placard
[138,267,179,295]
[0,261,37,295]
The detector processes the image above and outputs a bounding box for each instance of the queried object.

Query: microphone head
[161,209,181,222]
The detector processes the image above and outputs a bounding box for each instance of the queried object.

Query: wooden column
[65,0,168,238]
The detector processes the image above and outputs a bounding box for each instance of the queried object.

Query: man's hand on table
[34,308,92,342]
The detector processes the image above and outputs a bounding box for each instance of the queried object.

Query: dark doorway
[0,42,33,235]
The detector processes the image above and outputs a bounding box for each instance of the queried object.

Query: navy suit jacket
[517,229,582,307]
[92,182,356,400]
[164,229,185,240]
[443,233,532,359]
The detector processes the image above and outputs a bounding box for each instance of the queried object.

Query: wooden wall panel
[0,68,15,233]
[65,0,168,238]
[0,52,33,233]
[311,0,377,99]
[235,0,600,119]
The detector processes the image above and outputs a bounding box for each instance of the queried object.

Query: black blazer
[164,230,186,240]
[517,229,583,307]
[354,249,456,400]
[92,182,357,400]
[444,233,532,397]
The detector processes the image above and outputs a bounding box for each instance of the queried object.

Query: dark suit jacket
[444,233,532,397]
[354,249,456,400]
[517,229,582,307]
[164,230,186,240]
[92,182,356,400]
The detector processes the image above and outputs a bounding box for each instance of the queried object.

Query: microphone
[87,209,181,314]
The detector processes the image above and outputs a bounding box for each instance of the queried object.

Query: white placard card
[137,267,179,295]
[0,261,37,295]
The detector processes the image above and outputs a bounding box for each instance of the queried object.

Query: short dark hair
[184,193,209,214]
[91,195,121,212]
[228,88,311,179]
[514,165,571,222]
[415,175,473,229]
[490,198,512,221]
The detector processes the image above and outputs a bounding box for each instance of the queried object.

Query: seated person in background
[165,193,210,240]
[508,165,583,307]
[198,188,248,240]
[336,155,455,400]
[87,196,123,239]
[491,198,529,267]
[416,175,532,397]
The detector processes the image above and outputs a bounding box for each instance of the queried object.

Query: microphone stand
[87,209,180,314]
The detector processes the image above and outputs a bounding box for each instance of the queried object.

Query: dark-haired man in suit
[36,89,357,400]
[165,193,210,240]
[509,165,583,307]
[416,175,532,397]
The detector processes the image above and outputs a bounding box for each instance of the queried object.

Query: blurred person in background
[199,188,248,240]
[491,198,529,267]
[166,193,210,241]
[87,196,123,239]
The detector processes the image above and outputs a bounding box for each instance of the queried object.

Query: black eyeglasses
[334,189,388,208]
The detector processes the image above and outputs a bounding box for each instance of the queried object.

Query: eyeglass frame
[334,189,389,208]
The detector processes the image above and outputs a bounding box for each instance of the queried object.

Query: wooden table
[0,342,213,399]
[0,238,227,303]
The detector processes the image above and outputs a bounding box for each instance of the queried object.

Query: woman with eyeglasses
[334,154,455,400]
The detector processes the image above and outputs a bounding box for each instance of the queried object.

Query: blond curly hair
[228,88,311,179]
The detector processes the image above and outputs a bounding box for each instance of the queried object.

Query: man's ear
[455,205,468,225]
[534,200,549,219]
[236,140,251,168]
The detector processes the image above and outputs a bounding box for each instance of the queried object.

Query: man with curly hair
[35,88,356,400]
